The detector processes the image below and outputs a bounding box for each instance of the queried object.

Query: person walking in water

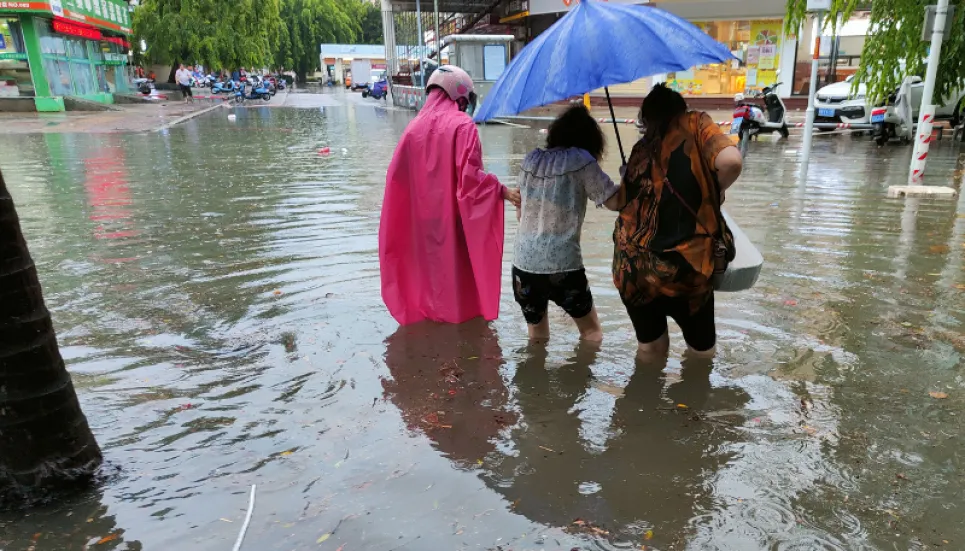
[379,65,520,325]
[175,64,193,103]
[512,106,622,342]
[611,84,743,358]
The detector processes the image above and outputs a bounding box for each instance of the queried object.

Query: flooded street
[1,90,964,550]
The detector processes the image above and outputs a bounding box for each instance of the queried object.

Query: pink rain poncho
[379,89,506,325]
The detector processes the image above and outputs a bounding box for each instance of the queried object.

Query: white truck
[349,59,372,90]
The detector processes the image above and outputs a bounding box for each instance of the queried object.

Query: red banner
[53,17,102,40]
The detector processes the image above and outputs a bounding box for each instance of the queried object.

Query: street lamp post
[908,0,950,185]
[799,0,828,182]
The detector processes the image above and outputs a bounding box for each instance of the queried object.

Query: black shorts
[179,84,192,97]
[512,267,593,325]
[624,294,716,352]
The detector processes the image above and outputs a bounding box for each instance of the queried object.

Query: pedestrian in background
[511,105,622,342]
[611,84,742,358]
[175,64,193,103]
[379,65,520,326]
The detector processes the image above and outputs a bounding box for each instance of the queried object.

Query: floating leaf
[644,529,654,540]
[929,245,950,254]
[273,290,283,295]
[280,450,294,457]
[930,391,949,399]
[317,533,331,544]
[96,533,120,544]
[676,404,688,409]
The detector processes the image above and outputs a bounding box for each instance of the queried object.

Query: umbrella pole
[604,87,626,166]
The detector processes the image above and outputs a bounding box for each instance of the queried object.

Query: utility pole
[799,0,829,182]
[909,0,950,185]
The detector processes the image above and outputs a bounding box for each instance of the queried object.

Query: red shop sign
[104,36,130,49]
[53,17,103,41]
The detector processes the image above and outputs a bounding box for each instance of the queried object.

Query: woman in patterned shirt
[611,84,743,358]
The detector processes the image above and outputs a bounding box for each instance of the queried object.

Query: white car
[817,74,965,126]
[815,75,869,124]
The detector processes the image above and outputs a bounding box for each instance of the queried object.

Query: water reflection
[382,320,517,468]
[484,350,748,548]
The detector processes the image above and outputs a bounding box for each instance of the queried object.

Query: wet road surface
[0,89,964,550]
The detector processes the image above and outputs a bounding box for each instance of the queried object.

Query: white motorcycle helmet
[734,93,745,103]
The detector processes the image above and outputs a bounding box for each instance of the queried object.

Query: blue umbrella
[473,0,736,163]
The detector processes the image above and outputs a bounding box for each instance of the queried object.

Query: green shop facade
[0,0,133,111]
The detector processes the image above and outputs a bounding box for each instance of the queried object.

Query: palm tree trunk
[0,168,102,501]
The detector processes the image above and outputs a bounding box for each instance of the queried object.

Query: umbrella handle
[604,87,626,166]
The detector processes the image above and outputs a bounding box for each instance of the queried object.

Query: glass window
[66,37,89,59]
[44,57,74,95]
[483,45,506,80]
[70,59,97,95]
[0,17,32,96]
[666,19,784,97]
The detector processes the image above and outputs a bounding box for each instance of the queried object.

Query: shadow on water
[0,93,964,549]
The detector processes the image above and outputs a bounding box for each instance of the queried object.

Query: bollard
[909,107,935,185]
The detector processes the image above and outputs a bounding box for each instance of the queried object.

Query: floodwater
[1,91,964,550]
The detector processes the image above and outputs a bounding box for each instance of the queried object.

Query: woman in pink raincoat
[379,65,520,325]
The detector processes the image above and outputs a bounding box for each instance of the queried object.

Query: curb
[155,102,227,132]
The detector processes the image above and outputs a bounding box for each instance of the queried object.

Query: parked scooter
[363,78,389,100]
[211,79,240,95]
[731,83,790,156]
[133,77,155,95]
[237,80,272,102]
[871,79,913,146]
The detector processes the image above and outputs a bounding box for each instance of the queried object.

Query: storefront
[497,0,800,101]
[0,0,133,111]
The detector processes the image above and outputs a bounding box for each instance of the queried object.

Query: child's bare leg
[527,317,550,341]
[573,306,603,342]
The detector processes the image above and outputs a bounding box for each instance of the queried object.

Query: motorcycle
[237,80,272,102]
[133,77,155,95]
[363,78,388,100]
[872,80,913,146]
[731,83,790,156]
[211,79,240,95]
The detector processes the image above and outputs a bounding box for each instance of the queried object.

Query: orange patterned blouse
[612,111,733,312]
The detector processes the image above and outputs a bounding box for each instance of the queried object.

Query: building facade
[497,0,828,102]
[0,0,133,111]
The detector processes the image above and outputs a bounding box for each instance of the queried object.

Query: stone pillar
[333,57,344,84]
[381,0,397,76]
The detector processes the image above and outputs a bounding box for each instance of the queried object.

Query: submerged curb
[155,102,227,132]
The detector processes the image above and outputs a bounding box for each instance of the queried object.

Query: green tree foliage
[133,0,282,73]
[786,0,965,104]
[360,2,384,44]
[274,0,373,82]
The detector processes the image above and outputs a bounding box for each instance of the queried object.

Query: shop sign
[103,51,124,63]
[61,0,131,34]
[53,17,102,39]
[528,0,646,16]
[0,51,27,60]
[0,1,52,13]
[104,35,128,48]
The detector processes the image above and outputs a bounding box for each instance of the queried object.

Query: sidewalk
[0,98,228,134]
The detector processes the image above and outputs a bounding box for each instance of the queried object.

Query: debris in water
[319,147,331,156]
[273,290,282,295]
[783,299,797,306]
[930,391,949,399]
[644,529,654,540]
[568,518,609,537]
[317,533,331,543]
[538,445,557,453]
[96,533,120,544]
